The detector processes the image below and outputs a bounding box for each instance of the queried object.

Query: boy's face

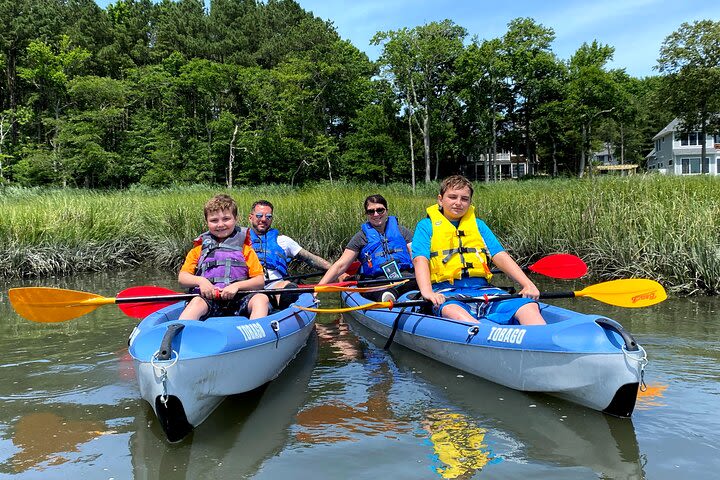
[206,208,237,240]
[438,186,472,221]
[249,205,274,234]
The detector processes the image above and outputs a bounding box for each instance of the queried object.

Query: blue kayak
[341,290,647,417]
[128,293,317,442]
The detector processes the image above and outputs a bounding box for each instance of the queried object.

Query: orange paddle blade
[8,287,117,323]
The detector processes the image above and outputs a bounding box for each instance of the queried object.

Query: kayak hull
[342,291,645,416]
[129,293,317,442]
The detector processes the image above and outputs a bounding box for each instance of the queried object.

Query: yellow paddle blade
[313,280,408,294]
[8,287,117,323]
[295,301,393,313]
[576,279,667,308]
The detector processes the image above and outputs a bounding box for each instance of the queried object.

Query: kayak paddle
[294,278,668,313]
[8,279,408,323]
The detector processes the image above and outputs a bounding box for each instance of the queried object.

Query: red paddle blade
[528,254,587,279]
[116,286,182,319]
[345,260,361,276]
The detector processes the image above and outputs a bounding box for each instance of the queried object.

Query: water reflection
[346,315,645,479]
[5,412,113,473]
[129,332,318,480]
[296,321,410,444]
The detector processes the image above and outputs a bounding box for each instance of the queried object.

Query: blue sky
[95,0,717,77]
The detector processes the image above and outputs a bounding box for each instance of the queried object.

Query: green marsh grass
[1,176,718,294]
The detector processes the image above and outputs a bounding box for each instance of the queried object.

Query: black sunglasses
[365,207,387,215]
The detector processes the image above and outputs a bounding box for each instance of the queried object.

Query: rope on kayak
[466,325,479,342]
[270,320,280,348]
[151,351,178,407]
[623,344,648,392]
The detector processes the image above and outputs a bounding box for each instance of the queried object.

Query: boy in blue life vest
[178,194,270,321]
[412,175,545,326]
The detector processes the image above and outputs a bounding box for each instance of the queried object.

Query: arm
[318,249,358,285]
[178,270,216,299]
[296,248,332,270]
[178,247,216,299]
[413,256,445,307]
[491,251,540,299]
[218,274,265,300]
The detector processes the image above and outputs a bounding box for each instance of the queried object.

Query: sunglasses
[365,207,387,216]
[253,213,273,220]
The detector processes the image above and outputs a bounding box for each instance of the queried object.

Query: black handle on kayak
[158,324,185,361]
[595,318,638,351]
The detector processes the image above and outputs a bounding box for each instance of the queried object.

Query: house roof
[645,148,656,159]
[652,118,679,141]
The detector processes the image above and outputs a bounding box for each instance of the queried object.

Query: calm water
[0,269,718,479]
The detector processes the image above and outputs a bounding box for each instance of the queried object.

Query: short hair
[250,199,274,212]
[363,194,388,211]
[204,194,238,218]
[439,175,474,198]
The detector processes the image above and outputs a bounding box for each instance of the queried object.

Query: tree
[565,41,619,177]
[373,20,467,184]
[455,37,511,182]
[501,18,563,175]
[657,20,720,169]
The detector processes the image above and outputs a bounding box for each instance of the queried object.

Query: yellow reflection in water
[424,409,494,479]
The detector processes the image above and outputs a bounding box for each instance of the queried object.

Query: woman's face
[365,201,388,228]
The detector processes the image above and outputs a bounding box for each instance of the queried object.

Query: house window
[678,132,704,146]
[681,158,701,174]
[669,159,673,166]
[702,157,710,174]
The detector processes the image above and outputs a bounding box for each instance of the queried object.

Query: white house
[468,151,529,181]
[647,118,720,175]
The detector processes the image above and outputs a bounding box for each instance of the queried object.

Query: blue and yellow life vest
[195,227,249,289]
[359,216,413,278]
[426,205,492,284]
[249,228,289,277]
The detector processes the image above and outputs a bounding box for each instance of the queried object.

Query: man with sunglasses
[248,200,332,306]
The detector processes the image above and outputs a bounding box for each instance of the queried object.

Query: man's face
[437,186,472,220]
[206,209,237,239]
[249,205,274,234]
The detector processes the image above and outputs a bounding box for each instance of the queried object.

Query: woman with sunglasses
[318,194,414,300]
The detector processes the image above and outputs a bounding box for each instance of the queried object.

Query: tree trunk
[423,114,431,183]
[434,150,440,180]
[579,123,587,178]
[491,104,497,182]
[408,112,416,193]
[227,124,238,188]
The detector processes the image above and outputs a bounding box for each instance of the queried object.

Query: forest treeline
[1,0,718,188]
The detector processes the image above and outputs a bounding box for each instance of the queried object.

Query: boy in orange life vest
[178,194,270,320]
[412,175,546,326]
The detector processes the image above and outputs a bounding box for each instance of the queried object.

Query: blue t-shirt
[411,217,504,260]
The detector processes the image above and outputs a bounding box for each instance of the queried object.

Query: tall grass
[1,176,718,294]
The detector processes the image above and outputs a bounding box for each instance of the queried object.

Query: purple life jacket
[194,227,250,289]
